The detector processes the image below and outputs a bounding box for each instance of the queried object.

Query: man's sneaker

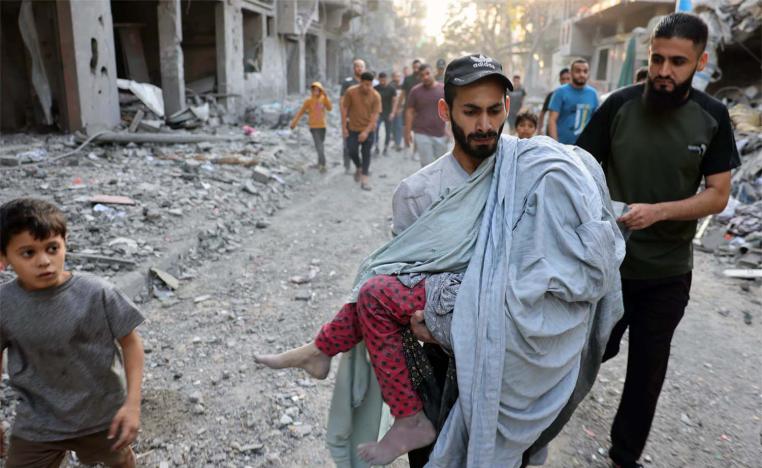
[382,148,388,156]
[319,165,327,173]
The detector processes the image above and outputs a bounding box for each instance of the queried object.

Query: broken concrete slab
[151,267,180,290]
[722,269,762,279]
[84,132,244,145]
[0,156,20,167]
[129,110,145,133]
[252,166,272,184]
[89,195,137,206]
[138,120,163,133]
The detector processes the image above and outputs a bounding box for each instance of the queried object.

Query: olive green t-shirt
[577,84,740,279]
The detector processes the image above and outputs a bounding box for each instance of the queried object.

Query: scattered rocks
[294,289,312,301]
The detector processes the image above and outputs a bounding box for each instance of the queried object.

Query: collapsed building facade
[1,0,375,134]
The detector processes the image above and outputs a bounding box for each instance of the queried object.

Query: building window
[243,10,264,74]
[267,16,275,37]
[596,48,609,81]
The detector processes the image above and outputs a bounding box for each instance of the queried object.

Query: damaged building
[1,0,373,134]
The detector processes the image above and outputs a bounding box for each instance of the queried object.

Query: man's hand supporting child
[108,330,144,451]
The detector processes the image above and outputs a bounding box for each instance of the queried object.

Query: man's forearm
[405,108,415,135]
[547,113,559,140]
[538,111,546,134]
[657,186,730,221]
[120,332,144,407]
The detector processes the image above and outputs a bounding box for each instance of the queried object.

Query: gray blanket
[426,136,625,467]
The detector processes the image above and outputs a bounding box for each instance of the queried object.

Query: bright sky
[423,1,451,38]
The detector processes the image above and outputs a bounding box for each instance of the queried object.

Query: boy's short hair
[515,111,538,128]
[360,71,375,81]
[559,68,570,77]
[378,72,388,79]
[0,198,67,254]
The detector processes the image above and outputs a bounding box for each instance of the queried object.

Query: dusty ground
[2,129,760,467]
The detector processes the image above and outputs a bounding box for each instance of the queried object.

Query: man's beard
[644,71,694,111]
[451,117,503,161]
[572,77,586,86]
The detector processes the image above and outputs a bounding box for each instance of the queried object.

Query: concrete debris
[129,110,145,133]
[83,131,244,145]
[138,120,163,133]
[252,166,273,184]
[117,79,165,118]
[89,195,137,206]
[245,103,295,130]
[151,267,180,290]
[694,0,762,43]
[722,269,762,279]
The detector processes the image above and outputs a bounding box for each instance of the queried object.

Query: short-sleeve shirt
[576,83,741,279]
[406,82,446,137]
[343,84,382,132]
[0,273,144,441]
[392,152,470,235]
[548,84,599,144]
[374,84,397,117]
[402,74,420,97]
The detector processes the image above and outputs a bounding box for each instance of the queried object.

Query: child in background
[515,111,539,139]
[291,82,333,173]
[0,198,145,468]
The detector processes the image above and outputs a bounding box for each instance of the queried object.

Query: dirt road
[3,132,756,467]
[131,138,759,468]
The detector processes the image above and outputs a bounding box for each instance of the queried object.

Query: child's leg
[254,301,362,378]
[356,275,426,416]
[63,431,134,468]
[354,276,436,465]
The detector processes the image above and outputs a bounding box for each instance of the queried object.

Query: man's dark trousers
[347,130,374,175]
[375,115,392,152]
[603,273,692,467]
[342,137,351,170]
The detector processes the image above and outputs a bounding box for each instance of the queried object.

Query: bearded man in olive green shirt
[576,13,740,468]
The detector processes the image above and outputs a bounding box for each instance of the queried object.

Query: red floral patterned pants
[315,274,426,417]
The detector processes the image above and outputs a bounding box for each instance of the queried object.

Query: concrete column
[298,36,306,92]
[56,0,120,133]
[215,0,244,115]
[317,33,327,83]
[157,0,185,116]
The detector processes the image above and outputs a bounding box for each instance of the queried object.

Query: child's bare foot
[254,341,331,379]
[357,411,436,465]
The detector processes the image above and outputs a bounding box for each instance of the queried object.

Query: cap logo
[470,54,496,70]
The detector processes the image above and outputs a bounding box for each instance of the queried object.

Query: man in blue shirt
[548,58,599,144]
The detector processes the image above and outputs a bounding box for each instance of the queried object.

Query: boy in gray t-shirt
[0,198,144,468]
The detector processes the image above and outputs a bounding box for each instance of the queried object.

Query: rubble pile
[694,0,762,43]
[696,104,762,277]
[0,126,320,288]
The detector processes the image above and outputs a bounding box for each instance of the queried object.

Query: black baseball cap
[444,54,513,91]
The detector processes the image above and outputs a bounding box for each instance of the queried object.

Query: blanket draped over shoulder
[325,135,626,468]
